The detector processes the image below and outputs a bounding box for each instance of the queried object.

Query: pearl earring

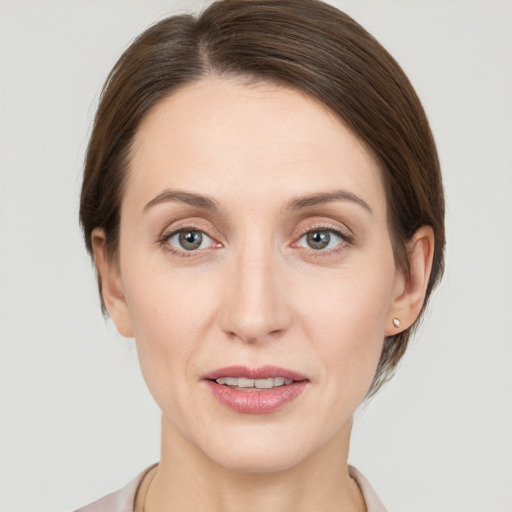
[392,318,401,328]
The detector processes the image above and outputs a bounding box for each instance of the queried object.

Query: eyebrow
[143,189,218,212]
[285,190,373,214]
[143,188,372,215]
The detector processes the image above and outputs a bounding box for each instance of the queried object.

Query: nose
[218,244,291,344]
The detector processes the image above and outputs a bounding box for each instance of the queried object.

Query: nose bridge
[220,235,290,342]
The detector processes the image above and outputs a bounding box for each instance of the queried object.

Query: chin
[197,426,317,474]
[211,445,307,474]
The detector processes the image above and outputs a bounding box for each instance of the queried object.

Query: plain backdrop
[1,1,511,511]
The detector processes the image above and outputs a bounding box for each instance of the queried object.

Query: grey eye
[167,230,212,251]
[179,230,203,250]
[306,231,331,250]
[297,230,344,251]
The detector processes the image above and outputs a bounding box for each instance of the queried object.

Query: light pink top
[75,464,387,512]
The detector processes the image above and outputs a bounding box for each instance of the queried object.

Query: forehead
[125,77,385,214]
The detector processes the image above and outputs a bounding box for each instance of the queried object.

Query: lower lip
[205,380,308,414]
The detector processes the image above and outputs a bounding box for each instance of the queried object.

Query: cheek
[295,262,395,389]
[120,251,227,402]
[125,270,215,352]
[122,236,218,333]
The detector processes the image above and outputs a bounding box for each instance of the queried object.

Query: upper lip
[202,365,308,381]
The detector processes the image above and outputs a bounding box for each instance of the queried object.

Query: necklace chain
[141,467,157,512]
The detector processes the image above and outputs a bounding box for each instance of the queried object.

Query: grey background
[1,1,511,510]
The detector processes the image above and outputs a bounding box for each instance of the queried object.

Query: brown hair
[80,0,445,396]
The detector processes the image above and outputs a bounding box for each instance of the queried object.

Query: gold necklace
[141,467,158,512]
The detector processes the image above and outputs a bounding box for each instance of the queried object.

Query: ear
[385,226,435,336]
[91,228,134,338]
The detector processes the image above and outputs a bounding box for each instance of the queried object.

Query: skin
[93,77,434,512]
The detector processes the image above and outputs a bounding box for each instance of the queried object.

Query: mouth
[202,365,308,386]
[213,376,294,390]
[202,365,309,414]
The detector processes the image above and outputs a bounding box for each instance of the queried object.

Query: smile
[214,377,293,389]
[203,365,309,414]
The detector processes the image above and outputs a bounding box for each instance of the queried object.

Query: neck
[144,416,365,512]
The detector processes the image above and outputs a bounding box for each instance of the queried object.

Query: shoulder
[74,465,156,512]
[349,465,388,512]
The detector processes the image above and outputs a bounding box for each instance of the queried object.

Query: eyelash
[293,224,353,256]
[157,226,219,258]
[157,224,353,258]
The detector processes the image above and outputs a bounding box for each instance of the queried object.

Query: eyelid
[167,229,213,250]
[159,217,222,241]
[294,221,353,242]
[158,222,223,256]
[290,221,354,255]
[156,218,354,258]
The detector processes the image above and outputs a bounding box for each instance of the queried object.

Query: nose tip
[226,315,285,344]
[219,254,291,344]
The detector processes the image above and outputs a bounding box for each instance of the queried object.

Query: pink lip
[202,365,309,414]
[202,365,308,381]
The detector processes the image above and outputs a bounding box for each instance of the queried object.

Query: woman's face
[105,78,405,472]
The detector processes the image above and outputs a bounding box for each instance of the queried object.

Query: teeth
[215,376,294,388]
[238,378,255,388]
[255,378,274,389]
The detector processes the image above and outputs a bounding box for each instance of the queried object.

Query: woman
[76,0,444,510]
